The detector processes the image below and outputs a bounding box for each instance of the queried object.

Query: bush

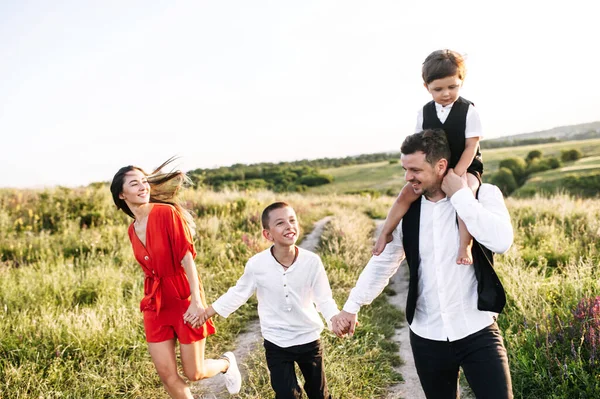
[489,168,518,196]
[498,157,527,184]
[298,173,334,187]
[526,158,552,175]
[526,150,543,162]
[562,174,600,197]
[546,156,562,169]
[561,149,583,162]
[526,157,562,175]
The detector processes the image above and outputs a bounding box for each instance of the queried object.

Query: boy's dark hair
[261,202,291,229]
[401,129,451,165]
[422,49,466,84]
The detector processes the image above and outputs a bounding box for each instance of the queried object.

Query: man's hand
[442,168,470,198]
[331,310,359,338]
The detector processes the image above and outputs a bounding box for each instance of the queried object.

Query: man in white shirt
[332,129,514,398]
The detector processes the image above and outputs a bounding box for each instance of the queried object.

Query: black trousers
[410,322,513,399]
[263,339,331,399]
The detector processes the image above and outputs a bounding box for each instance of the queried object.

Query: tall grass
[1,187,599,397]
[497,195,600,398]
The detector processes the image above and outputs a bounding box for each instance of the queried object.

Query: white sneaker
[222,351,242,394]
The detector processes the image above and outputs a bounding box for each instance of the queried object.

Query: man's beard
[421,184,443,199]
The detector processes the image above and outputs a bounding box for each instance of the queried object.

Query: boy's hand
[183,301,205,327]
[192,305,217,328]
[331,311,359,338]
[442,168,469,198]
[372,233,393,256]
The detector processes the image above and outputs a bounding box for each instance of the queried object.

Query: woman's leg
[147,339,194,399]
[179,338,229,381]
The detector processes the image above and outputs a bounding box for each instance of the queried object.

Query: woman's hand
[183,301,205,328]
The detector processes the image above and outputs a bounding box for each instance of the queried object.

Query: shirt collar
[434,101,455,111]
[421,194,450,205]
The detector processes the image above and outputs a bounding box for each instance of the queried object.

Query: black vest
[422,96,483,175]
[401,195,506,325]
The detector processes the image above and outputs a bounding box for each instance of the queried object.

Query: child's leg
[456,173,481,265]
[373,182,420,256]
[263,340,303,399]
[296,340,330,399]
[457,217,473,265]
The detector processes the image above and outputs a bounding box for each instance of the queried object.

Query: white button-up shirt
[415,101,483,139]
[343,185,513,341]
[213,246,339,348]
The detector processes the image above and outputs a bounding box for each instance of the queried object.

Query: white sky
[1,0,598,188]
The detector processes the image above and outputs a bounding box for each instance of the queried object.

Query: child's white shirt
[212,246,339,348]
[415,102,483,139]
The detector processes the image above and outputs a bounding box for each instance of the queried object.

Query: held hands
[330,310,359,338]
[183,301,206,329]
[441,168,469,198]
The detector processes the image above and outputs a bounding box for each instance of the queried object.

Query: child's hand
[195,310,211,327]
[441,168,469,198]
[372,233,393,256]
[190,305,216,328]
[183,302,205,327]
[331,314,350,337]
[331,311,359,338]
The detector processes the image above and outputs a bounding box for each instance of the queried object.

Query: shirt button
[284,284,287,287]
[144,256,149,261]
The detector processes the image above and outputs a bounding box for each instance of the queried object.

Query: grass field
[1,183,599,398]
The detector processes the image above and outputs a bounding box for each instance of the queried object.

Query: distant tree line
[187,152,400,192]
[480,137,561,149]
[481,129,600,149]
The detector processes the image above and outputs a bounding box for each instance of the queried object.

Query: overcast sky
[1,0,598,188]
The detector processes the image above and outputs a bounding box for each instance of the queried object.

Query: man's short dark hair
[401,129,451,165]
[261,202,291,229]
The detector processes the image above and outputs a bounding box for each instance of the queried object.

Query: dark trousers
[410,323,513,399]
[263,339,331,399]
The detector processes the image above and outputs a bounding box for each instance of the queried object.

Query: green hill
[481,121,600,149]
[307,138,600,196]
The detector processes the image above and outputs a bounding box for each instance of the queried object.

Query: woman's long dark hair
[110,157,196,235]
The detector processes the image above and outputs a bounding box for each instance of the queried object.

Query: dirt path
[193,217,333,398]
[365,221,426,399]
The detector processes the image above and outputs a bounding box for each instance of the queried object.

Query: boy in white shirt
[199,202,338,399]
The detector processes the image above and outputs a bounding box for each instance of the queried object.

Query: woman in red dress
[110,159,241,398]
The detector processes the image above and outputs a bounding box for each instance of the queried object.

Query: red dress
[128,203,216,343]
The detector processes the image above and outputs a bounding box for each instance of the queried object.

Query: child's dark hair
[422,49,466,84]
[401,129,451,165]
[261,202,290,229]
